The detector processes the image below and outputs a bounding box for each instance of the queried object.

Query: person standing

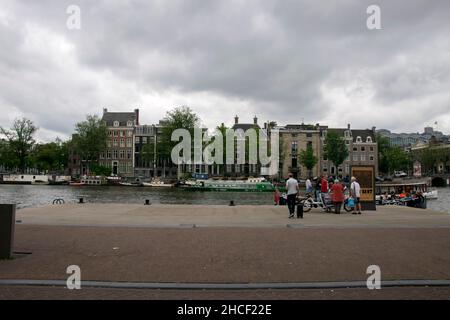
[350,176,362,214]
[320,175,329,193]
[286,173,299,219]
[320,174,329,203]
[274,188,281,205]
[331,179,345,214]
[305,177,313,194]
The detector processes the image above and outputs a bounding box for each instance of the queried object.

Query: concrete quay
[1,204,450,300]
[15,203,450,229]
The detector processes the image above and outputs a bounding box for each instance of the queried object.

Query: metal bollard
[229,200,235,207]
[0,204,16,259]
[79,197,84,204]
[145,199,151,206]
[297,204,303,219]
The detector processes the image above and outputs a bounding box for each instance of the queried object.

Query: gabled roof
[102,112,136,127]
[326,128,376,143]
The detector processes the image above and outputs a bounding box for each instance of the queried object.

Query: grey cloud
[1,0,450,141]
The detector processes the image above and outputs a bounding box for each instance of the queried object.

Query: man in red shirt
[320,175,329,193]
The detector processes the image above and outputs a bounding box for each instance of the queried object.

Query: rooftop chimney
[253,115,258,125]
[103,108,108,115]
[347,123,351,130]
[234,115,239,124]
[134,109,140,126]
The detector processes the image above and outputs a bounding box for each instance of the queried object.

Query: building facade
[320,125,378,178]
[278,124,322,179]
[100,108,139,178]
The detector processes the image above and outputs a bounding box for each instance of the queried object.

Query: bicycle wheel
[303,199,313,212]
[344,203,353,212]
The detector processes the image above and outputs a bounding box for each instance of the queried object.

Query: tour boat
[375,179,438,201]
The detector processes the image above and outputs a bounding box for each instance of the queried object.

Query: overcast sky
[1,0,449,142]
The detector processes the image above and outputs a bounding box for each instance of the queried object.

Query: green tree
[89,163,112,176]
[215,123,228,175]
[385,146,410,173]
[324,131,349,171]
[31,138,69,172]
[72,115,108,172]
[159,106,200,159]
[299,145,318,178]
[377,134,390,174]
[0,141,18,170]
[0,118,37,172]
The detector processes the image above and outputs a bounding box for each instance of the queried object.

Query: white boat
[423,189,438,200]
[142,179,173,187]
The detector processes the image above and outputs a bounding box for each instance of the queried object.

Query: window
[120,131,124,137]
[370,147,374,152]
[361,155,366,161]
[106,150,111,159]
[356,136,362,143]
[306,132,313,138]
[113,150,118,159]
[370,156,374,161]
[353,154,359,161]
[126,138,132,148]
[127,150,132,159]
[142,137,148,144]
[291,141,298,153]
[113,131,118,137]
[292,157,298,168]
[120,150,125,159]
[361,147,366,152]
[353,147,358,151]
[107,141,112,148]
[113,139,118,147]
[120,139,125,148]
[345,130,351,138]
[367,136,373,143]
[127,121,133,127]
[113,121,119,127]
[127,131,133,137]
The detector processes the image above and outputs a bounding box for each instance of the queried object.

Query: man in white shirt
[350,176,362,214]
[286,173,299,218]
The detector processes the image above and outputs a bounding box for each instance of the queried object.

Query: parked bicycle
[301,193,355,213]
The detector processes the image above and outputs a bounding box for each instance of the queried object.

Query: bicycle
[301,193,334,213]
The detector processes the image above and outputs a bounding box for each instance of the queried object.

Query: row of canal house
[69,108,378,181]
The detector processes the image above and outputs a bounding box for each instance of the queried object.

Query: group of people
[280,173,363,218]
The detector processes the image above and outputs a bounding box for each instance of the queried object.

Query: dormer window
[113,121,119,127]
[345,130,351,138]
[366,136,373,143]
[127,121,133,127]
[356,136,362,143]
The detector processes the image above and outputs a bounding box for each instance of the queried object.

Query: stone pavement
[1,204,450,299]
[16,203,450,228]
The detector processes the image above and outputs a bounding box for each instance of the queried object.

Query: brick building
[100,108,139,178]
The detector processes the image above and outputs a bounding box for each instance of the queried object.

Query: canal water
[1,185,449,213]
